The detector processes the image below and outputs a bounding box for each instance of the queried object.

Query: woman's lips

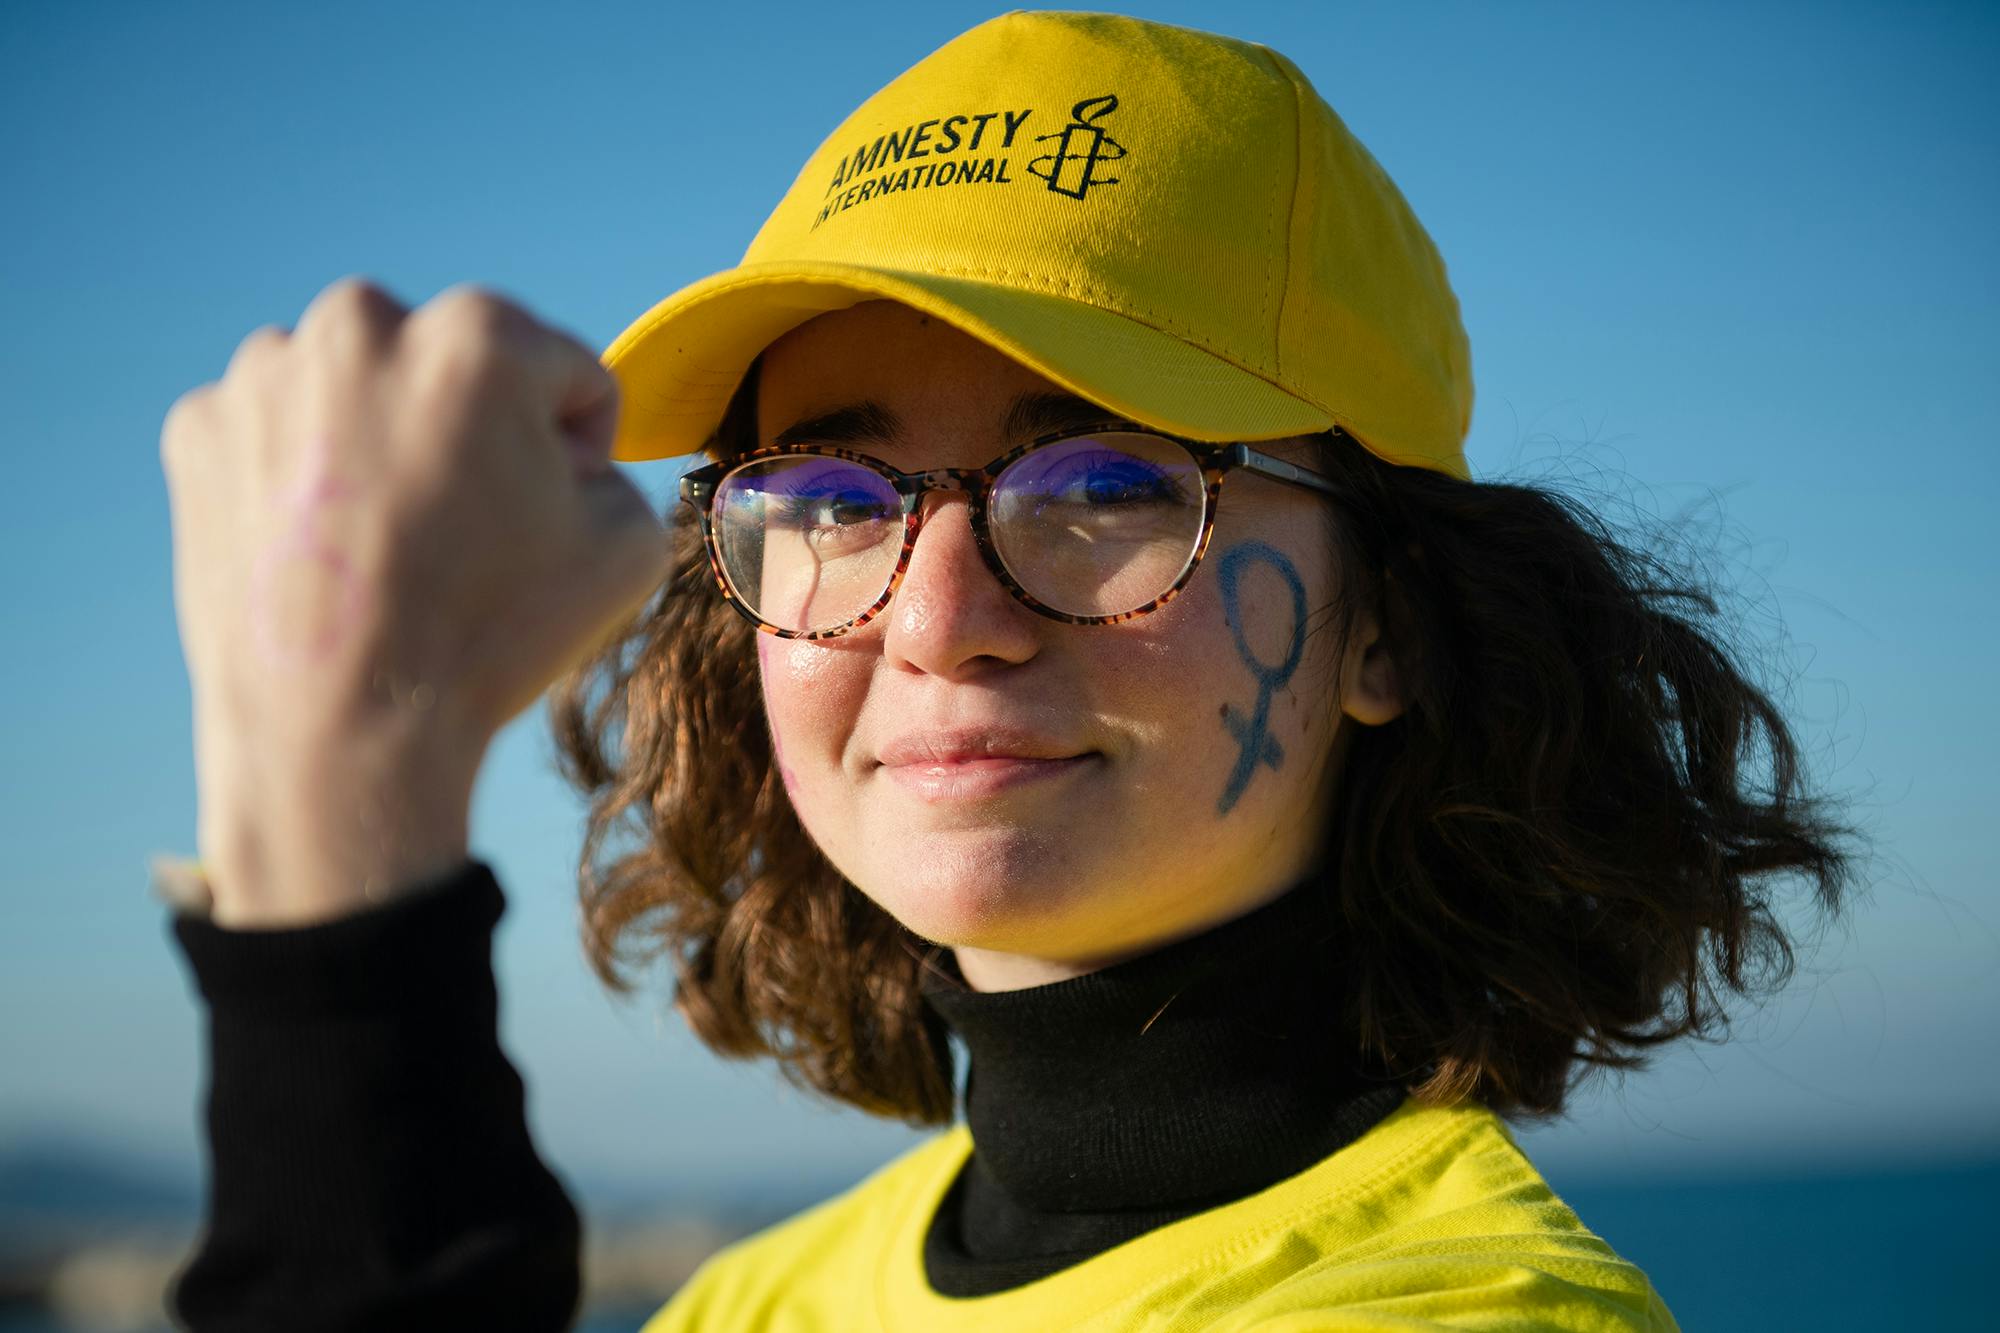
[873,727,1098,801]
[879,754,1097,801]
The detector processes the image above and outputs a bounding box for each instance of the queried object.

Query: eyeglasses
[678,422,1347,639]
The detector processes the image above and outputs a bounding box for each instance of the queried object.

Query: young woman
[157,11,1858,1331]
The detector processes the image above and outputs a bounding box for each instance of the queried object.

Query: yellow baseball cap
[602,9,1473,480]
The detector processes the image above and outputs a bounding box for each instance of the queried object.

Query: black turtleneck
[917,878,1410,1296]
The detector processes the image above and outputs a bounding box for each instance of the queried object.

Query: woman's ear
[1340,602,1406,727]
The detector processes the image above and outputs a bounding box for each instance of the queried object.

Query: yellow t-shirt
[641,1094,1681,1331]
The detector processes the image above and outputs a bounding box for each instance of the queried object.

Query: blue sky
[3,0,1996,1208]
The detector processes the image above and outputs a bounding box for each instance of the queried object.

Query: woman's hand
[161,277,671,926]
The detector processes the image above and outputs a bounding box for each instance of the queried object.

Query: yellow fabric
[602,11,1474,481]
[639,1095,1680,1331]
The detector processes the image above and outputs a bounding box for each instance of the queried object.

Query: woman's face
[752,300,1403,990]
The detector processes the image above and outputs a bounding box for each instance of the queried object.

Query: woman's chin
[843,828,1095,950]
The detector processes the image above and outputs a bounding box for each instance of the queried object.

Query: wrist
[195,721,487,929]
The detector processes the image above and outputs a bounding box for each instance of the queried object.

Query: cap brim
[600,259,1344,464]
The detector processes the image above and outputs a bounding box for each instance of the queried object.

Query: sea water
[1554,1157,1990,1330]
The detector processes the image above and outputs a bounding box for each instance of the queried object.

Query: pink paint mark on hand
[286,429,357,507]
[249,431,367,666]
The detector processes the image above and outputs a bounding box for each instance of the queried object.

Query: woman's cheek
[756,634,865,818]
[755,635,811,809]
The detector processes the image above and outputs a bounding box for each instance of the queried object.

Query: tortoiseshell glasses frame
[677,421,1349,640]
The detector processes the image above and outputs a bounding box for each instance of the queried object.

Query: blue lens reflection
[1001,437,1193,511]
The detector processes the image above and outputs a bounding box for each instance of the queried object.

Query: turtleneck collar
[918,877,1407,1215]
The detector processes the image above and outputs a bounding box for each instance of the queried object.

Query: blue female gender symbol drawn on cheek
[1214,540,1308,815]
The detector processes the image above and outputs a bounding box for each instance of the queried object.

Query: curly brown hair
[546,357,1864,1127]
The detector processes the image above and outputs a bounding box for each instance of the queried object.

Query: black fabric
[165,860,1405,1322]
[165,859,581,1333]
[917,878,1410,1296]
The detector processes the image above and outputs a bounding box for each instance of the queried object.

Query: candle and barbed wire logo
[1028,95,1127,199]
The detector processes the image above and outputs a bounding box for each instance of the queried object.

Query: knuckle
[224,324,290,380]
[320,274,397,314]
[404,285,539,398]
[160,385,217,469]
[300,275,402,346]
[422,283,529,341]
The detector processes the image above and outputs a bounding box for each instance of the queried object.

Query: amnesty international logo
[1028,95,1127,199]
[809,94,1129,229]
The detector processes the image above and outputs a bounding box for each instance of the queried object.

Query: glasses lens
[990,432,1207,617]
[711,456,903,633]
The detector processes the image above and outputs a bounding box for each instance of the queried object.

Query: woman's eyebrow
[771,390,1122,450]
[773,401,905,448]
[1001,390,1129,441]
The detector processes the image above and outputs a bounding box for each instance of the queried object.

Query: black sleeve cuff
[170,857,503,1019]
[164,857,582,1332]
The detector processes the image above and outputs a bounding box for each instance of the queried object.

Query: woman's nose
[879,491,1040,678]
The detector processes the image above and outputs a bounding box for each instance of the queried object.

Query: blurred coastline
[0,1130,779,1332]
[1,1131,1989,1331]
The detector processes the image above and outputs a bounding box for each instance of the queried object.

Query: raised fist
[160,277,671,923]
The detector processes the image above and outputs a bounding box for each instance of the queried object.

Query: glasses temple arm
[1225,443,1345,499]
[679,473,717,507]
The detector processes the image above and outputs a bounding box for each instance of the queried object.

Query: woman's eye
[1081,468,1172,504]
[824,498,883,525]
[776,491,890,528]
[1052,455,1184,507]
[771,490,898,557]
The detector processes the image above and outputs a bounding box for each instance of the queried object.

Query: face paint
[249,432,367,666]
[1212,540,1307,815]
